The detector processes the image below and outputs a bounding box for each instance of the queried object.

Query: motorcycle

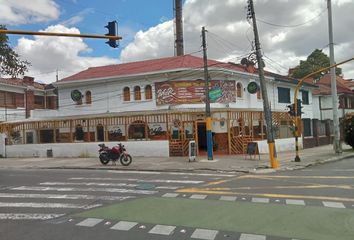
[98,143,132,166]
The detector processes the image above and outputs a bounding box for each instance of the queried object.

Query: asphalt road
[1,157,354,240]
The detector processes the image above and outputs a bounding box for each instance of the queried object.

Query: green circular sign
[71,90,83,102]
[247,82,259,94]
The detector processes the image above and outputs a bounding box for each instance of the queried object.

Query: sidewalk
[0,144,353,173]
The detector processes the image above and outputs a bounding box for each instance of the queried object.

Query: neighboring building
[0,55,319,157]
[0,76,57,121]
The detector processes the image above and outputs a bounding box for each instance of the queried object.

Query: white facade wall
[31,71,316,119]
[3,141,169,158]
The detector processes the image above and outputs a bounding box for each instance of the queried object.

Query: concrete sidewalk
[0,144,353,173]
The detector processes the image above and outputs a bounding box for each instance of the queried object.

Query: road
[0,158,354,240]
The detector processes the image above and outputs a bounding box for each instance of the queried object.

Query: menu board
[155,80,235,105]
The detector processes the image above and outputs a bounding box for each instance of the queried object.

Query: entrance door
[197,122,207,150]
[96,124,104,142]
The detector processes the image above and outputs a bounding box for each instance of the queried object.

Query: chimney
[23,76,34,85]
[174,0,184,56]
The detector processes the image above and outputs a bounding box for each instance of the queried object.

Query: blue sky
[1,0,353,83]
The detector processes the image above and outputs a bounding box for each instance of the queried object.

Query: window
[134,86,141,101]
[303,118,312,137]
[236,82,243,98]
[123,87,130,102]
[278,87,290,103]
[145,85,152,100]
[75,124,84,141]
[301,90,309,105]
[34,96,44,108]
[85,91,92,104]
[129,120,146,139]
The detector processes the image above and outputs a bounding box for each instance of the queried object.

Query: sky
[1,0,353,84]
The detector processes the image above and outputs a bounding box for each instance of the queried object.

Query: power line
[257,8,326,28]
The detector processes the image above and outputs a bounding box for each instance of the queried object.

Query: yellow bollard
[268,142,278,169]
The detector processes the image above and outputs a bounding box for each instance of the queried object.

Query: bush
[342,113,354,149]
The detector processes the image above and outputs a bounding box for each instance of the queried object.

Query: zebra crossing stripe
[111,221,138,231]
[251,198,270,203]
[0,202,102,209]
[190,194,207,200]
[322,201,346,208]
[148,225,176,235]
[0,213,64,220]
[76,218,103,227]
[191,228,218,240]
[0,193,134,201]
[11,186,157,195]
[162,193,179,198]
[40,182,180,190]
[285,199,305,205]
[69,177,204,184]
[239,233,266,240]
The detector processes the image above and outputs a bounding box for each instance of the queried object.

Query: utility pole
[247,0,278,168]
[201,26,213,160]
[327,0,342,154]
[174,0,184,56]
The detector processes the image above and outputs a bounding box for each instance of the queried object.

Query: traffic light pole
[0,29,122,40]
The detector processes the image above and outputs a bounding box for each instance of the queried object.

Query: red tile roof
[60,55,247,82]
[304,74,353,95]
[0,78,45,90]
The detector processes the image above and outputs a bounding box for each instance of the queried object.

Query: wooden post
[69,120,73,142]
[53,121,57,143]
[22,124,25,144]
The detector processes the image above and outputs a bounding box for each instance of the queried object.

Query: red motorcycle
[98,143,132,166]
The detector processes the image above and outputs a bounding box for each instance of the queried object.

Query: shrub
[342,113,354,149]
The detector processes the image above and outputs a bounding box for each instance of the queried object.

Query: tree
[291,49,342,79]
[0,25,30,77]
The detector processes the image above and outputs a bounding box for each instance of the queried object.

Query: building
[0,55,319,158]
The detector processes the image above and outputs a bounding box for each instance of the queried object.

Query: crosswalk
[0,174,205,221]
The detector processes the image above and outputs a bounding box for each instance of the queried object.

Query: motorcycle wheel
[99,153,110,165]
[120,154,132,166]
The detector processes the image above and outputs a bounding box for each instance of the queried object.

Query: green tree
[291,49,342,79]
[0,25,30,77]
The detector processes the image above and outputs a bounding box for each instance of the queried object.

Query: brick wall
[25,90,34,118]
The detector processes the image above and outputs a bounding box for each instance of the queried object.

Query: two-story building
[0,55,319,158]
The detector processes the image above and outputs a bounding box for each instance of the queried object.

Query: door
[197,122,207,150]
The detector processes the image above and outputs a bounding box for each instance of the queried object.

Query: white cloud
[15,25,118,84]
[0,0,60,25]
[60,8,94,27]
[120,0,354,79]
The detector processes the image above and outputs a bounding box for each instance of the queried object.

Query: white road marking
[40,182,180,190]
[162,193,179,198]
[106,170,235,177]
[286,199,305,205]
[11,186,157,195]
[148,225,176,235]
[190,194,207,200]
[76,218,103,227]
[322,201,346,208]
[0,213,64,220]
[111,221,138,231]
[239,233,266,240]
[251,198,270,203]
[69,178,204,184]
[219,196,237,201]
[0,193,133,201]
[0,202,102,209]
[191,228,218,240]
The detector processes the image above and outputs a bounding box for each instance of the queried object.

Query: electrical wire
[257,8,326,28]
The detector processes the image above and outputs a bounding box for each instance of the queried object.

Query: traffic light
[105,21,118,48]
[296,99,303,117]
[287,103,295,116]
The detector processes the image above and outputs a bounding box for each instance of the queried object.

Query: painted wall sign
[148,123,167,136]
[247,82,259,94]
[155,80,236,105]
